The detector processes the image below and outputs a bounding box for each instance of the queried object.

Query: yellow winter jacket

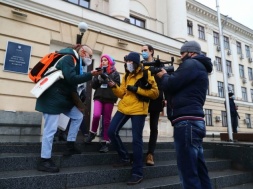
[112,66,159,115]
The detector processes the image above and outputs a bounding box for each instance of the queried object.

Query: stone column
[109,0,129,20]
[206,25,218,95]
[166,0,187,41]
[230,37,242,99]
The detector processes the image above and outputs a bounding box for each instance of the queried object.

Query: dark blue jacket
[161,54,213,122]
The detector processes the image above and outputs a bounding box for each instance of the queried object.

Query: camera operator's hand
[127,85,138,93]
[156,68,167,78]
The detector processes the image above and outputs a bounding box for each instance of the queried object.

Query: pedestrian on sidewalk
[157,41,213,189]
[85,54,120,153]
[107,52,159,185]
[36,45,101,173]
[141,44,165,166]
[225,92,240,133]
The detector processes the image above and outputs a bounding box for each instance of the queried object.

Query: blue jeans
[41,106,83,158]
[173,120,212,189]
[108,111,146,177]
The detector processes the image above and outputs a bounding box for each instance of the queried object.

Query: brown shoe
[146,153,154,166]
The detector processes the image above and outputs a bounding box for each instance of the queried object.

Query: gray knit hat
[180,41,201,54]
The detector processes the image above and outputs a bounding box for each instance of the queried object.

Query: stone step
[0,141,175,153]
[1,168,252,189]
[221,182,253,189]
[75,170,253,189]
[0,159,235,188]
[0,148,215,172]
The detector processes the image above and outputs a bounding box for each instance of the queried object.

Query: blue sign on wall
[4,41,32,74]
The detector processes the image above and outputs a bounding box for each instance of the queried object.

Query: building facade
[0,0,252,137]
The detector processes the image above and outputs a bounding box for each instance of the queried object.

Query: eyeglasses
[81,47,92,58]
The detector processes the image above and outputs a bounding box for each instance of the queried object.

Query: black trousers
[147,111,160,154]
[231,116,238,133]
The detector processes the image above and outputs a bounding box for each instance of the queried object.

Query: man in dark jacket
[141,44,164,166]
[157,41,212,189]
[225,92,239,133]
[36,45,101,173]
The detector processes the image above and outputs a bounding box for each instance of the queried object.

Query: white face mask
[126,63,134,73]
[82,57,92,66]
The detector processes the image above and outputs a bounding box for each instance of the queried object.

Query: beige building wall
[0,0,253,136]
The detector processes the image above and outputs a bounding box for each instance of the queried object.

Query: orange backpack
[29,53,76,83]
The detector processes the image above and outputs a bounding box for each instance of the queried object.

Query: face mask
[181,53,191,62]
[142,51,149,60]
[127,63,135,73]
[82,57,92,66]
[232,95,235,99]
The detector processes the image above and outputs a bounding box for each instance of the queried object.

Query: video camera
[142,56,174,75]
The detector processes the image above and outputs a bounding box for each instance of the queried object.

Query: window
[224,36,230,49]
[205,109,213,126]
[226,60,232,74]
[215,56,222,71]
[187,20,193,35]
[213,32,219,45]
[248,68,253,80]
[236,41,242,54]
[245,114,252,128]
[221,111,227,127]
[130,15,145,28]
[198,25,205,40]
[67,0,90,8]
[241,87,248,101]
[251,89,253,102]
[245,45,251,58]
[228,84,234,93]
[239,64,245,78]
[218,81,224,97]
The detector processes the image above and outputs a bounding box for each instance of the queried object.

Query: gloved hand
[127,85,138,92]
[98,75,104,82]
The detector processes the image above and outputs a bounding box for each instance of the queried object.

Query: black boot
[37,158,59,173]
[99,142,110,153]
[84,132,96,144]
[63,142,81,156]
[58,130,67,141]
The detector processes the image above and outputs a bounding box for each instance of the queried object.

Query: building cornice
[1,0,182,55]
[187,0,253,40]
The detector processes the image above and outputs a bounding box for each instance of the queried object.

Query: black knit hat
[126,52,140,64]
[229,92,234,97]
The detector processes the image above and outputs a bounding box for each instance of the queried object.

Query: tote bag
[30,70,64,98]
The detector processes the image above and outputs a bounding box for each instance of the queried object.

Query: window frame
[187,20,193,35]
[236,41,242,54]
[218,81,224,98]
[66,0,90,8]
[198,25,205,40]
[241,87,248,101]
[224,36,230,49]
[205,109,213,126]
[239,64,245,78]
[213,31,219,45]
[130,15,145,28]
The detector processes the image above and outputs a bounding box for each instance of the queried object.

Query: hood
[58,48,79,60]
[192,54,213,73]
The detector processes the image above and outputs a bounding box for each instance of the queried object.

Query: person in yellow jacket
[107,52,159,185]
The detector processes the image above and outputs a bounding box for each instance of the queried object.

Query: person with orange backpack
[36,44,101,173]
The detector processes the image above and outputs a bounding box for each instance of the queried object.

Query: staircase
[0,138,253,189]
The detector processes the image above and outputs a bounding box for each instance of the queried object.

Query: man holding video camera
[156,41,213,189]
[141,44,165,166]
